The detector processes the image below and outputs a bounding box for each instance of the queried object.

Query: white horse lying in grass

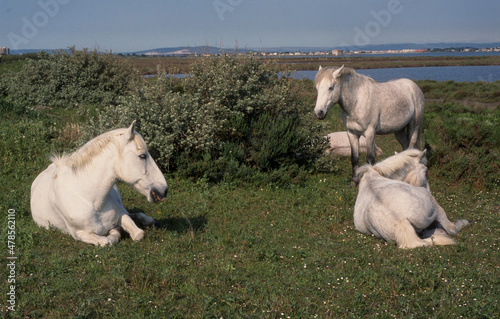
[353,149,469,249]
[31,121,168,246]
[325,132,383,157]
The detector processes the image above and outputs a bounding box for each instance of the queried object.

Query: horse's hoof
[131,230,145,241]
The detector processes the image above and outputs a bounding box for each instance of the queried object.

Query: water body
[301,51,500,59]
[294,65,500,82]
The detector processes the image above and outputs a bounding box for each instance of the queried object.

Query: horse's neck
[391,167,411,181]
[338,75,359,114]
[67,149,118,210]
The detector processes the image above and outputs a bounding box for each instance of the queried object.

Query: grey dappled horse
[314,66,424,182]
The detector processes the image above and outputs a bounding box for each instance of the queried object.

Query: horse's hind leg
[394,128,409,150]
[431,196,470,235]
[408,120,421,149]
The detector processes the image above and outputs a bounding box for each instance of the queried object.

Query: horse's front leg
[347,131,360,183]
[121,214,145,241]
[364,130,377,166]
[75,228,121,246]
[108,185,146,241]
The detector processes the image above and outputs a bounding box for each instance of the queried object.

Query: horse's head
[116,121,168,203]
[375,149,430,190]
[314,65,345,119]
[404,163,429,190]
[401,149,430,191]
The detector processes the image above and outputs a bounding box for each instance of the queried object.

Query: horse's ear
[319,65,322,70]
[419,149,427,161]
[126,120,137,141]
[332,65,345,80]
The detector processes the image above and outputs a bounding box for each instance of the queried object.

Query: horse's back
[356,172,435,236]
[365,78,424,134]
[386,78,424,111]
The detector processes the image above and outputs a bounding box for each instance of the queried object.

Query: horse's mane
[51,128,147,170]
[314,66,376,87]
[357,149,426,180]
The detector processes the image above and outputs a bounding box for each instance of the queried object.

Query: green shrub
[416,80,500,103]
[425,109,500,189]
[83,55,327,185]
[1,47,136,108]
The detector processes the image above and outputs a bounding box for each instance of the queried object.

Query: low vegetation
[0,48,136,108]
[0,51,498,318]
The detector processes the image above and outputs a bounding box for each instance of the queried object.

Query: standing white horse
[353,150,469,249]
[314,66,425,182]
[31,121,168,246]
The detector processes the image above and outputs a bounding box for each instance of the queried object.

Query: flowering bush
[1,47,136,108]
[84,55,326,184]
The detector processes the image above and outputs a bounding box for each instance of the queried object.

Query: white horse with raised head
[31,121,168,246]
[314,66,425,182]
[353,150,469,249]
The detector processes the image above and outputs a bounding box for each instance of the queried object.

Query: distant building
[0,47,10,55]
[331,49,343,56]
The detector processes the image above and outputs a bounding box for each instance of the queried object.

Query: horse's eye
[138,154,147,160]
[328,85,334,91]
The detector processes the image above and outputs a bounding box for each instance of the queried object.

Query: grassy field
[0,57,499,318]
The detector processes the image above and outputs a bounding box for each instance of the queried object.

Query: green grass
[0,54,39,75]
[1,80,499,318]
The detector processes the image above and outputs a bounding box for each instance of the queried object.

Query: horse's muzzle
[315,110,326,119]
[150,187,168,202]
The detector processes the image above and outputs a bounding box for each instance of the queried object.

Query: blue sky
[1,0,499,52]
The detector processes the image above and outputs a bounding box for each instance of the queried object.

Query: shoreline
[126,55,500,75]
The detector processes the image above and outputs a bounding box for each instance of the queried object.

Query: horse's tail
[394,219,432,249]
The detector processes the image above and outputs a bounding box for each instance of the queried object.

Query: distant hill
[129,46,255,56]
